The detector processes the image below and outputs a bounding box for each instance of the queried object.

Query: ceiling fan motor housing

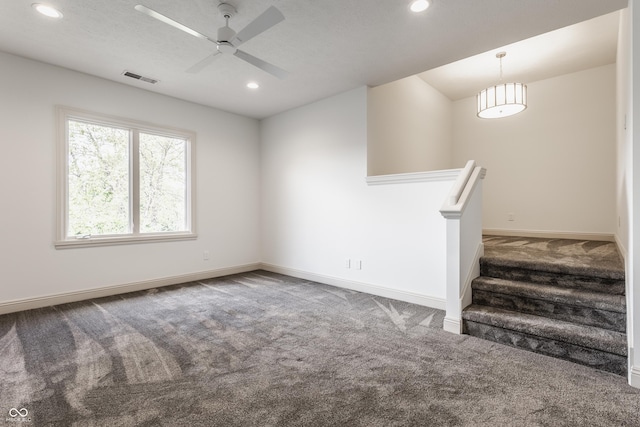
[217,2,237,52]
[217,41,236,54]
[217,25,236,43]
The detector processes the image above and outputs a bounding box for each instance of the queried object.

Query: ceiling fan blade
[135,5,211,41]
[232,6,284,46]
[234,49,288,79]
[186,52,222,74]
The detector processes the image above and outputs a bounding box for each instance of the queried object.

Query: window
[56,107,196,248]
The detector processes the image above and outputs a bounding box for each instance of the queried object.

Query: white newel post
[440,160,486,334]
[443,215,463,333]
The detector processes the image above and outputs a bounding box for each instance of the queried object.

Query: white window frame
[55,106,197,249]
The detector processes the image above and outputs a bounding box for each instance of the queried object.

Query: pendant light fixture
[477,52,527,119]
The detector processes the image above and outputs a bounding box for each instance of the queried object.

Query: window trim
[55,106,197,249]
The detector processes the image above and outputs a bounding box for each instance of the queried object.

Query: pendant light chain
[497,52,506,82]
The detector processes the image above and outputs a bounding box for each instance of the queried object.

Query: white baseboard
[629,365,640,389]
[2,262,446,316]
[260,263,446,310]
[0,263,261,315]
[615,233,628,262]
[443,316,462,334]
[483,228,615,242]
[461,242,484,310]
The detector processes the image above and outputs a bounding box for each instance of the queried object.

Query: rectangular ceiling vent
[122,71,159,84]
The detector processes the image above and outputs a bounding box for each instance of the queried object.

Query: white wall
[368,76,453,176]
[260,87,452,307]
[0,52,261,306]
[612,2,640,389]
[628,0,640,387]
[453,64,617,237]
[618,9,633,257]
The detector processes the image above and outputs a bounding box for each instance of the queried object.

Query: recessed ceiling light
[409,0,430,13]
[247,82,260,89]
[32,3,63,18]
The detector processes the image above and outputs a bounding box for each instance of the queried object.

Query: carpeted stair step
[462,304,627,376]
[480,256,625,295]
[472,276,626,333]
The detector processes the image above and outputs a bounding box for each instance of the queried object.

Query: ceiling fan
[135,2,288,79]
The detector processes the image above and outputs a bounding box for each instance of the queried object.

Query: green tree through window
[57,107,195,248]
[139,133,187,233]
[68,120,130,236]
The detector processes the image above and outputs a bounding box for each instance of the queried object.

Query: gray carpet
[2,271,640,426]
[465,236,628,376]
[482,236,625,278]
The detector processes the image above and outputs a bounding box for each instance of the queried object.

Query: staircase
[462,236,627,376]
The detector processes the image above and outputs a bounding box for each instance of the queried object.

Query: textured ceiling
[418,11,621,101]
[0,0,629,119]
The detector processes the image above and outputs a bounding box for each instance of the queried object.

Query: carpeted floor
[483,235,624,276]
[2,271,640,426]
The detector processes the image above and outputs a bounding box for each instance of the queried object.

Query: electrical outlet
[508,213,515,221]
[345,259,351,269]
[356,260,362,270]
[203,250,210,261]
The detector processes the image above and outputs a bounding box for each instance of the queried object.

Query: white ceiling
[418,11,621,101]
[0,0,628,119]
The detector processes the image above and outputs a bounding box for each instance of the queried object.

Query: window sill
[54,233,197,249]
